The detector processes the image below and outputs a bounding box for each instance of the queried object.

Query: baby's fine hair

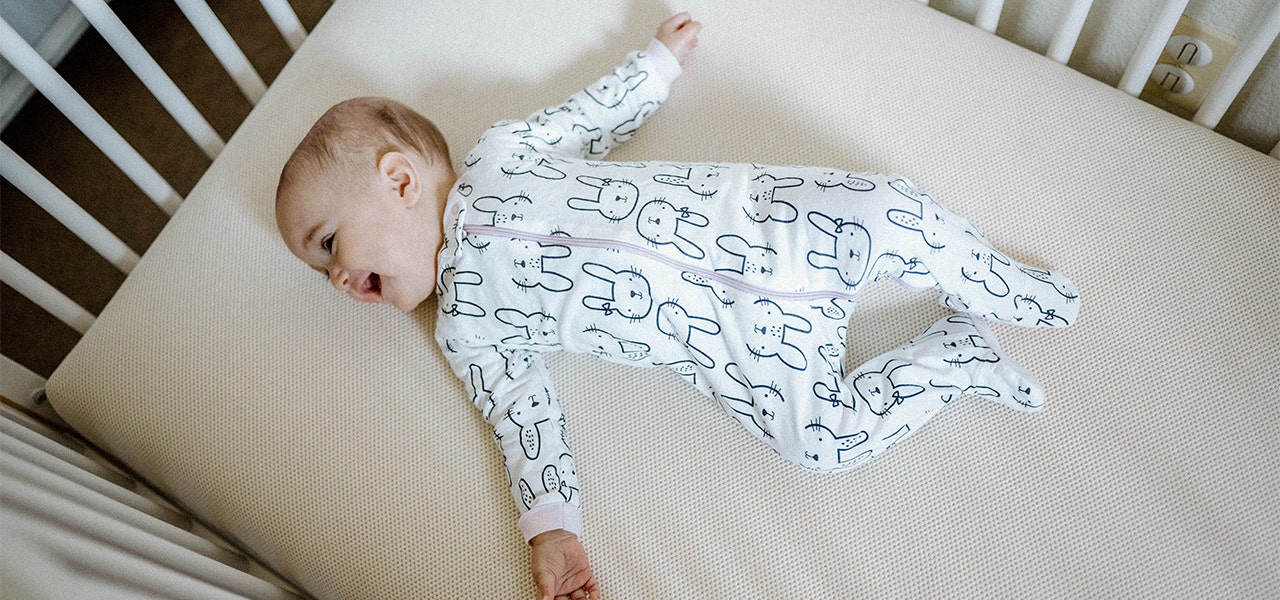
[278,96,450,200]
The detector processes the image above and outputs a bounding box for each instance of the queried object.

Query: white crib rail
[175,0,268,104]
[1047,0,1095,64]
[0,142,139,274]
[1119,0,1192,96]
[1,0,310,403]
[69,0,225,160]
[1194,0,1280,129]
[931,0,1277,153]
[0,17,183,215]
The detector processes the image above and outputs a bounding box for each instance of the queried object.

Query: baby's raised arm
[468,13,702,170]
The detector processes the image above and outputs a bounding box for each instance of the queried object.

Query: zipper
[462,225,861,302]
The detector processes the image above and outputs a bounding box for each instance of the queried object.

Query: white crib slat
[0,18,182,216]
[0,253,95,335]
[975,0,1005,33]
[259,0,307,52]
[1193,0,1280,129]
[1119,0,1191,96]
[67,0,224,161]
[1047,0,1094,64]
[0,143,139,274]
[0,2,92,129]
[174,0,267,105]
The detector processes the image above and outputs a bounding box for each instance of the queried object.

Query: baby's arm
[441,338,594,597]
[440,340,581,540]
[481,13,701,164]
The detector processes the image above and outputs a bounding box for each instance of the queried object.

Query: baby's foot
[964,315,1045,411]
[913,313,1046,412]
[939,267,1080,329]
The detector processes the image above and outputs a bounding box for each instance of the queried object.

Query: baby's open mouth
[365,273,381,296]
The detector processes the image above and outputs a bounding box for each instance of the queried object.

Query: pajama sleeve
[440,338,582,543]
[475,38,682,164]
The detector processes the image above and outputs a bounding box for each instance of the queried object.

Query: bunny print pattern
[435,43,1079,541]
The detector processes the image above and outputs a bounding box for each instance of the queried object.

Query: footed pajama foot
[940,265,1080,329]
[912,313,1046,412]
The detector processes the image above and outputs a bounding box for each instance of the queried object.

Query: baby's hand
[530,529,600,600]
[656,12,701,65]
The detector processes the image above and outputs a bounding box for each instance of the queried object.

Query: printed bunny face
[653,165,727,198]
[496,308,559,347]
[656,301,720,368]
[739,298,812,371]
[802,421,870,468]
[743,174,801,223]
[501,143,567,180]
[568,175,640,222]
[886,179,947,249]
[439,267,485,318]
[509,240,573,292]
[806,211,871,288]
[715,234,777,280]
[505,404,549,460]
[850,360,925,416]
[814,171,876,192]
[636,200,708,259]
[581,262,653,321]
[718,362,786,439]
[582,325,651,361]
[472,194,532,226]
[960,250,1013,298]
[1011,295,1071,327]
[940,333,1000,367]
[585,67,649,108]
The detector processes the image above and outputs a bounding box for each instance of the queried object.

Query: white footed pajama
[435,40,1080,542]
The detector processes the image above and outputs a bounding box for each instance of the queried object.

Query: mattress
[48,0,1280,597]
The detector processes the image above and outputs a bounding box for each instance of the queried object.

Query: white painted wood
[1193,0,1280,129]
[259,0,306,51]
[1047,0,1094,64]
[0,252,95,335]
[68,0,224,160]
[1119,0,1191,96]
[0,142,139,274]
[174,0,267,104]
[0,17,182,215]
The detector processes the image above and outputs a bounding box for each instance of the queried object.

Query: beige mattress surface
[49,0,1280,597]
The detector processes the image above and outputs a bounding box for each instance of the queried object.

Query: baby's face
[278,152,454,312]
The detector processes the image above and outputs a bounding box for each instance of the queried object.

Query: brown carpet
[2,0,331,378]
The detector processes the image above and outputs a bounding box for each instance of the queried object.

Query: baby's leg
[797,171,1079,327]
[765,314,1043,473]
[888,180,1080,328]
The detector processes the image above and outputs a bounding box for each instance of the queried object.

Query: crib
[3,0,1279,597]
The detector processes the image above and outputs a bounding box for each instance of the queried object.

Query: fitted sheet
[48,0,1280,597]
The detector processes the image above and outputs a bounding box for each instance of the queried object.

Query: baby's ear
[378,151,420,205]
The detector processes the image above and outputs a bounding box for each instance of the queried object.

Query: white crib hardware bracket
[1141,15,1239,114]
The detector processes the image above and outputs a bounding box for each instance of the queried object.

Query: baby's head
[276,97,454,312]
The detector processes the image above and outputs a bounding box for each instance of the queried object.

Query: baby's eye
[321,234,334,253]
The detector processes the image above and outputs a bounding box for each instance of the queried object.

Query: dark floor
[2,0,332,378]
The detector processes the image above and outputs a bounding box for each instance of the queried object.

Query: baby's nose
[329,267,350,292]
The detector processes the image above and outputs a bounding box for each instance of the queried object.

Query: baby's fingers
[658,12,693,34]
[656,12,702,65]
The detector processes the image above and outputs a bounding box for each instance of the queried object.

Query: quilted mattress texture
[49,0,1279,597]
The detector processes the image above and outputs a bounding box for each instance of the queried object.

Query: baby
[276,13,1079,600]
